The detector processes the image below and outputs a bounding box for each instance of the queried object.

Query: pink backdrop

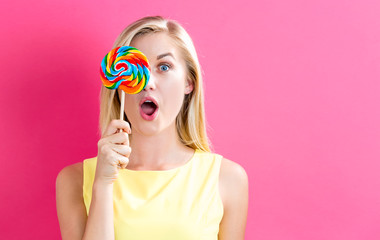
[1,0,379,239]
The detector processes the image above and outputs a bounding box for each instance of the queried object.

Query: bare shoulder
[56,162,83,188]
[56,162,84,207]
[218,157,249,239]
[219,157,249,206]
[56,162,87,240]
[220,157,249,185]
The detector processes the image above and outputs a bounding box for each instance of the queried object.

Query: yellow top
[83,149,224,240]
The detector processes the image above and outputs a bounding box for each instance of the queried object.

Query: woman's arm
[218,158,249,240]
[56,120,131,240]
[82,180,114,240]
[56,163,87,239]
[56,163,114,240]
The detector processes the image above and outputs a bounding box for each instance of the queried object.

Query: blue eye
[159,64,170,72]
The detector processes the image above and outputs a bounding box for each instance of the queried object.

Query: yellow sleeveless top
[82,149,224,240]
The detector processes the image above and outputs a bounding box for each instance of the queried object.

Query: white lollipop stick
[119,91,125,133]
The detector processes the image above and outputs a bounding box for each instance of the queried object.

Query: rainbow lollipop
[100,46,150,123]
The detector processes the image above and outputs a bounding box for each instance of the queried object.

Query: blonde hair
[98,16,212,152]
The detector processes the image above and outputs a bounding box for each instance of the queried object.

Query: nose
[144,72,156,91]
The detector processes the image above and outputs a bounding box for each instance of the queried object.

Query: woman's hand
[95,119,132,185]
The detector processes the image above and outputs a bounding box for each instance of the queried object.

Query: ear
[185,79,194,95]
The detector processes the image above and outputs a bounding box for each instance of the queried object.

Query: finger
[104,119,131,137]
[116,156,129,169]
[111,145,132,157]
[109,150,129,166]
[107,132,130,145]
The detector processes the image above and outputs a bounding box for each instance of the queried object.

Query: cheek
[166,83,186,114]
[123,96,139,118]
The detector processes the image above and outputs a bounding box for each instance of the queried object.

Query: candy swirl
[100,46,150,94]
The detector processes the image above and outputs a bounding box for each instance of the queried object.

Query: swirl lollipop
[100,46,150,124]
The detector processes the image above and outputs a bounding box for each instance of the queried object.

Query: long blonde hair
[98,16,212,152]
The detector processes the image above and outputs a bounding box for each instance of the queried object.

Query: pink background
[1,0,379,239]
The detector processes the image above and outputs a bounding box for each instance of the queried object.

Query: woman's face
[118,32,193,136]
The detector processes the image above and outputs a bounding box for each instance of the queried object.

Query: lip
[139,96,159,108]
[139,96,159,121]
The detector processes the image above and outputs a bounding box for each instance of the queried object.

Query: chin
[135,119,178,137]
[132,121,162,136]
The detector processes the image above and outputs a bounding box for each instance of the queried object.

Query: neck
[128,123,192,169]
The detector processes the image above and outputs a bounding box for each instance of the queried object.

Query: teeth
[145,100,153,103]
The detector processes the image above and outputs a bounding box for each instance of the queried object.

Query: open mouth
[139,98,159,121]
[141,101,158,116]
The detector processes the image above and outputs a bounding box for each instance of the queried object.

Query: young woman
[56,16,248,240]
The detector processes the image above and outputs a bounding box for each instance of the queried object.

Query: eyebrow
[157,52,175,60]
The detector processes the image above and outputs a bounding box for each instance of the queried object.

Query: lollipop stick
[119,91,125,133]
